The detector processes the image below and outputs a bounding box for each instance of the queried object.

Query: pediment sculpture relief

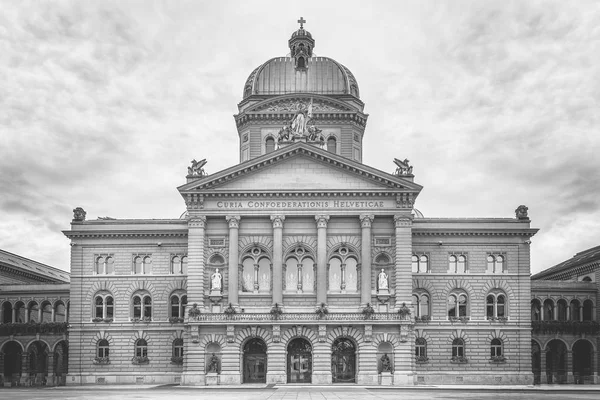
[277,99,325,145]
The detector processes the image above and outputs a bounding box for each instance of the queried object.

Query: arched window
[2,301,12,323]
[487,254,505,274]
[14,301,25,323]
[452,338,465,360]
[582,276,592,282]
[172,338,184,364]
[543,299,554,321]
[97,339,109,359]
[41,301,52,323]
[94,293,114,321]
[448,291,468,319]
[557,299,568,321]
[486,291,507,320]
[171,255,188,274]
[583,300,593,321]
[133,255,152,275]
[134,339,148,358]
[132,292,152,321]
[265,137,275,153]
[327,136,337,153]
[28,301,39,323]
[413,291,430,319]
[570,299,581,321]
[415,338,428,361]
[413,254,428,273]
[490,338,503,360]
[241,246,271,293]
[284,246,315,293]
[170,293,187,321]
[531,299,541,321]
[328,246,359,293]
[95,256,114,275]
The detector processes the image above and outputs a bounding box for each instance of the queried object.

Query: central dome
[243,57,360,99]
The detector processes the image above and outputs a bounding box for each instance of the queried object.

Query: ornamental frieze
[253,98,352,113]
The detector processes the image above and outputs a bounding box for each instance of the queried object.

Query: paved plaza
[1,386,600,400]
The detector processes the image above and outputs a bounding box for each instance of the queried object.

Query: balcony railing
[189,312,411,322]
[531,320,600,335]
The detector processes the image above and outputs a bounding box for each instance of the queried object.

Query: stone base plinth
[312,371,332,384]
[357,373,378,385]
[267,372,286,384]
[206,373,218,386]
[393,371,414,386]
[180,372,205,386]
[380,372,393,386]
[218,372,241,385]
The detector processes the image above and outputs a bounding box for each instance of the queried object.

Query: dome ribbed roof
[243,56,360,99]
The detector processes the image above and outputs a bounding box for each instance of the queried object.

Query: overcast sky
[1,0,599,274]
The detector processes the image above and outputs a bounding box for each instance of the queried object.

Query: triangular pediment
[179,142,422,195]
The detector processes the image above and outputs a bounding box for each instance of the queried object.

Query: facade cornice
[0,264,61,284]
[62,230,188,240]
[235,113,367,130]
[532,262,598,281]
[412,229,538,237]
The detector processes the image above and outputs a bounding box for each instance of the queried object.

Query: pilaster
[226,215,241,307]
[187,216,207,306]
[360,214,374,307]
[315,215,330,306]
[393,215,413,307]
[271,215,285,306]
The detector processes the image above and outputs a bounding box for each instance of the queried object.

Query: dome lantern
[288,17,314,70]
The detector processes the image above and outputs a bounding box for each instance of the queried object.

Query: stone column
[0,352,4,386]
[360,214,374,307]
[271,215,285,306]
[20,352,29,386]
[12,306,16,323]
[540,349,547,383]
[226,216,241,307]
[46,352,55,386]
[187,216,207,306]
[315,215,329,305]
[566,350,574,383]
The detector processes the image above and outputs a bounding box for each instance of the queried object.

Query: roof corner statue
[187,159,208,177]
[393,158,413,176]
[72,207,86,222]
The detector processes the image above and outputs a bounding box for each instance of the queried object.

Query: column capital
[359,214,374,228]
[315,215,330,228]
[270,215,285,228]
[226,215,241,229]
[394,215,413,228]
[188,216,206,228]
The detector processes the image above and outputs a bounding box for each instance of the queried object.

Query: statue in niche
[208,353,219,373]
[378,269,389,291]
[380,353,392,372]
[211,269,222,292]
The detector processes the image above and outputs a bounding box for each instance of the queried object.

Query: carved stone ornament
[186,194,204,210]
[396,193,414,209]
[270,215,285,229]
[364,325,373,342]
[72,207,86,222]
[226,215,240,229]
[272,325,281,343]
[393,158,413,176]
[393,215,412,228]
[226,325,235,343]
[359,214,374,228]
[341,326,349,337]
[260,99,350,113]
[315,215,330,228]
[318,325,327,342]
[276,99,325,145]
[188,216,206,228]
[515,205,529,220]
[187,159,208,177]
[250,326,258,338]
[399,323,413,343]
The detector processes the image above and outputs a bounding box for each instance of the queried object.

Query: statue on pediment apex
[188,159,207,177]
[394,158,413,176]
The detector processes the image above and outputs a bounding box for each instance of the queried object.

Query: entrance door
[243,338,267,383]
[332,338,356,383]
[287,338,312,383]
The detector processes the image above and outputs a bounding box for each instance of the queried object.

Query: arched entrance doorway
[53,341,68,386]
[572,340,593,384]
[531,340,541,385]
[3,341,22,386]
[243,338,267,383]
[332,338,356,383]
[287,338,312,383]
[28,341,49,386]
[546,339,567,384]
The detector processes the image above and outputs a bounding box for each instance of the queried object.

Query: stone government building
[1,20,598,386]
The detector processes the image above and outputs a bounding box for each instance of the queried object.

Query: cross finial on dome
[297,17,306,29]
